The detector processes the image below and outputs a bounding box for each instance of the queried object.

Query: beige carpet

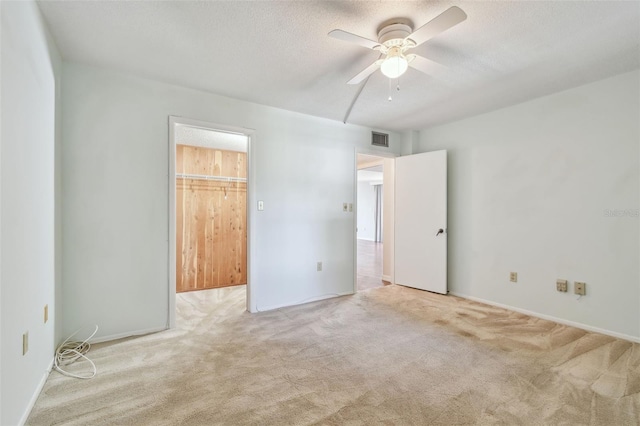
[27,285,640,425]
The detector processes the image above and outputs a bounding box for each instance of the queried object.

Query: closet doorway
[169,117,253,325]
[176,142,247,292]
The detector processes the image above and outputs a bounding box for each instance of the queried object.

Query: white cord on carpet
[54,325,99,379]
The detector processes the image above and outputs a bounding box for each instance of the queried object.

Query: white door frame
[353,148,397,292]
[168,116,256,327]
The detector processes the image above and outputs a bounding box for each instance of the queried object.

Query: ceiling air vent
[371,131,389,148]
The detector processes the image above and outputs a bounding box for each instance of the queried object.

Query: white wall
[382,158,395,282]
[418,70,640,340]
[61,63,401,339]
[401,130,419,156]
[356,179,377,241]
[0,1,61,424]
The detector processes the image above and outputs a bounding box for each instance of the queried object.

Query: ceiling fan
[329,6,467,123]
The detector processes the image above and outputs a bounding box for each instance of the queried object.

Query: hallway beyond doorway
[357,240,389,291]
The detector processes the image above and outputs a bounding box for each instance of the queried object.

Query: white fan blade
[347,60,383,85]
[343,74,372,124]
[329,29,380,50]
[407,55,447,77]
[405,6,467,47]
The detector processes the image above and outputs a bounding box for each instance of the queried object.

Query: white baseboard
[382,275,392,283]
[19,358,54,426]
[256,291,353,312]
[449,292,640,344]
[91,326,167,344]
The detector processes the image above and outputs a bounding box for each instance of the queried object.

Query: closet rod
[176,173,247,183]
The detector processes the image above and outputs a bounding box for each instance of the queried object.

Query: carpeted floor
[27,285,640,425]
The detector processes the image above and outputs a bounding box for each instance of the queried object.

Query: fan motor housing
[377,18,413,46]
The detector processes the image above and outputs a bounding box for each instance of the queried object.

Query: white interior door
[395,150,447,294]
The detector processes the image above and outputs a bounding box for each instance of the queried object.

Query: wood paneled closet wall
[176,145,247,292]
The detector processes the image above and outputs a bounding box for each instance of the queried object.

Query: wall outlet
[574,281,586,296]
[44,304,49,323]
[510,272,517,283]
[556,279,568,292]
[317,261,322,272]
[23,332,29,355]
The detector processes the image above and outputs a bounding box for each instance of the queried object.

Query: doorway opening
[356,153,391,291]
[169,117,254,328]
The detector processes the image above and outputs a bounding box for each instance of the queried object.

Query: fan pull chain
[388,78,393,102]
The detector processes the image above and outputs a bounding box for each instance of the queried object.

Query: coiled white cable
[54,325,99,379]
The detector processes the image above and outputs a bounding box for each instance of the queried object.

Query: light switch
[348,203,353,212]
[343,203,348,212]
[258,200,264,211]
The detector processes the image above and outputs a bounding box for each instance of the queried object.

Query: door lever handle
[436,228,444,236]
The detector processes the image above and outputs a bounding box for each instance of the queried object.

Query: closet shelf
[176,173,246,183]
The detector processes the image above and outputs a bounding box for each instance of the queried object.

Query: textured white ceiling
[37,1,640,131]
[357,170,384,183]
[357,154,385,169]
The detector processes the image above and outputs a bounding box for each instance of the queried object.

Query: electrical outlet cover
[556,279,568,292]
[510,272,517,282]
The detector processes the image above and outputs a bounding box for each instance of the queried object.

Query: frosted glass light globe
[380,49,408,79]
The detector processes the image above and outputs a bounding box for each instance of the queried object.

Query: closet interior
[176,144,247,292]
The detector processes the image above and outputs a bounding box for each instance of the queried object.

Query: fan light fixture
[380,47,408,79]
[328,6,468,122]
